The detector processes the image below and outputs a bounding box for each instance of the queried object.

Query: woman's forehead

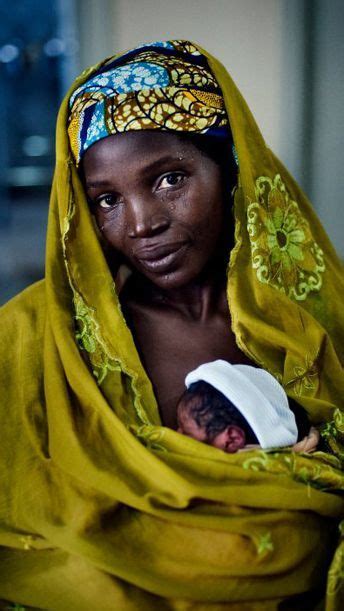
[82,131,209,175]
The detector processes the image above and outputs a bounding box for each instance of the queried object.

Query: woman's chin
[144,269,194,291]
[133,264,201,293]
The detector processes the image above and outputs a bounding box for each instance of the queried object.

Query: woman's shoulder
[0,279,46,378]
[0,279,46,432]
[0,279,46,328]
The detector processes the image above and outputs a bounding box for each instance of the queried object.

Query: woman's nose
[127,198,170,238]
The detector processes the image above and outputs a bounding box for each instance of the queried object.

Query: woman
[0,40,344,610]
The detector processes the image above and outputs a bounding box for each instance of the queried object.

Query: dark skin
[82,131,254,428]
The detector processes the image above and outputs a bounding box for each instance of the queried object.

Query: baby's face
[177,410,246,453]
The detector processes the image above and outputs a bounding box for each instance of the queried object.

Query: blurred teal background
[0,0,343,305]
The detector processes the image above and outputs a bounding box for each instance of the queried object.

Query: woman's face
[82,131,228,290]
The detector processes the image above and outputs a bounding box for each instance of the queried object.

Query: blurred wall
[111,0,283,156]
[280,0,344,256]
[307,0,344,256]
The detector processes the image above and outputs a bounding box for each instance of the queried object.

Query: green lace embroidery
[61,168,121,384]
[247,174,325,301]
[73,292,122,384]
[60,180,117,383]
[60,168,150,426]
[242,451,271,472]
[321,421,338,441]
[73,292,150,425]
[256,531,274,556]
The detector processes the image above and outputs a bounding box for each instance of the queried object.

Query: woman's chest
[127,308,254,428]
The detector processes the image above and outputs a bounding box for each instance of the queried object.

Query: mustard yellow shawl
[1,43,344,610]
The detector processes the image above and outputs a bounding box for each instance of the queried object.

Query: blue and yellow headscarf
[68,40,230,165]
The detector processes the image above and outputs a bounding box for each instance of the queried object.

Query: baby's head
[177,360,299,451]
[177,381,258,453]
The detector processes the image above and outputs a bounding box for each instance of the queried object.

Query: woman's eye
[96,194,120,209]
[157,173,185,190]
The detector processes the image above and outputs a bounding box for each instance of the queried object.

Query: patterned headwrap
[68,40,230,165]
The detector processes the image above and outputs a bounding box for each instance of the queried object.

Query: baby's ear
[224,425,246,453]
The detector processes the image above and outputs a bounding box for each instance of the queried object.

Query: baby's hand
[292,426,319,453]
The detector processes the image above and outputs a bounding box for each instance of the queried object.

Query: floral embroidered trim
[242,449,344,491]
[285,355,318,397]
[247,174,325,301]
[321,421,338,441]
[334,408,344,435]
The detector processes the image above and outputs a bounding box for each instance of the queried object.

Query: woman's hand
[292,426,319,453]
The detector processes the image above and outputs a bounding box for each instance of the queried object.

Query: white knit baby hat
[185,360,298,449]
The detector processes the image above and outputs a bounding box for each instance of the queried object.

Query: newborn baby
[177,360,318,453]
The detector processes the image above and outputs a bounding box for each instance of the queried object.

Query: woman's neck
[130,262,228,322]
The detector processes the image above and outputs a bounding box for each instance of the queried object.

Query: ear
[223,425,246,453]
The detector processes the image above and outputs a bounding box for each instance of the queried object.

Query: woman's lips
[135,242,188,273]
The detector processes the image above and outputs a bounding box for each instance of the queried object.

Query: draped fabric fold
[0,40,344,610]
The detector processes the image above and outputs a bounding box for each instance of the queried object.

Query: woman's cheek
[97,213,124,252]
